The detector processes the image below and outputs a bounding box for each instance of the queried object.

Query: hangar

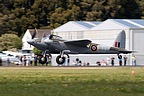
[53,19,144,66]
[53,21,101,39]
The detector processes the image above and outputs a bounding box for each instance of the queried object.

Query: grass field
[0,67,144,96]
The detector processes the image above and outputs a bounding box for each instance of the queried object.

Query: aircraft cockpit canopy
[49,35,63,41]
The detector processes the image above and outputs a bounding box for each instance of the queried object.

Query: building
[53,19,144,65]
[53,21,101,39]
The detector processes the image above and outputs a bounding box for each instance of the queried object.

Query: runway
[0,66,143,70]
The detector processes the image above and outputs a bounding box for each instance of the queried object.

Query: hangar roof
[53,21,101,32]
[90,19,144,30]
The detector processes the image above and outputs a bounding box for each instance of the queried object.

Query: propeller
[28,28,54,47]
[27,28,38,46]
[31,28,37,39]
[29,28,47,43]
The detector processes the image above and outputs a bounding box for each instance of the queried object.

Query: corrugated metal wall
[132,29,144,64]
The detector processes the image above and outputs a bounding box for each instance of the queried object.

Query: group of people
[106,56,128,66]
[72,58,90,66]
[105,55,136,66]
[0,56,11,66]
[20,55,32,66]
[72,55,137,67]
[19,55,52,66]
[0,55,137,67]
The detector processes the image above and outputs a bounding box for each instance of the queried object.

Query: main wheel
[39,56,47,64]
[56,55,65,65]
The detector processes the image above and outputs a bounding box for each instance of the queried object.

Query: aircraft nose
[27,39,35,45]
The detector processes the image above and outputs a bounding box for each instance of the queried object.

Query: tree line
[0,0,144,52]
[1,0,144,37]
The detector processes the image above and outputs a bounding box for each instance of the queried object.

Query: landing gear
[56,55,66,65]
[39,50,52,64]
[56,50,70,65]
[39,56,47,64]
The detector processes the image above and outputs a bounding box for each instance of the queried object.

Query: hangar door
[133,30,144,65]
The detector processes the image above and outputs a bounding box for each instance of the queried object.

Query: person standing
[106,56,110,66]
[0,57,2,66]
[124,55,128,66]
[23,56,27,66]
[119,58,122,66]
[76,58,79,66]
[132,55,136,66]
[27,57,31,66]
[111,57,115,66]
[67,57,70,66]
[34,55,38,66]
[6,57,10,66]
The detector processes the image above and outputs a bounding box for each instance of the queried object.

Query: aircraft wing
[64,40,92,47]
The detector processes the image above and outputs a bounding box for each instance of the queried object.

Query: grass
[0,67,144,96]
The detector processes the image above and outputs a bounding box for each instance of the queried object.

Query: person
[23,56,27,66]
[21,56,24,66]
[101,59,106,66]
[87,62,90,66]
[124,55,128,66]
[67,57,70,66]
[106,56,110,66]
[76,58,79,66]
[83,61,86,66]
[46,55,49,66]
[111,57,115,66]
[34,55,38,66]
[20,56,23,63]
[6,57,10,66]
[30,57,33,66]
[132,55,136,66]
[0,57,2,66]
[79,60,82,66]
[26,57,31,66]
[119,58,122,66]
[96,61,101,66]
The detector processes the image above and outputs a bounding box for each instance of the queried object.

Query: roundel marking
[90,44,97,51]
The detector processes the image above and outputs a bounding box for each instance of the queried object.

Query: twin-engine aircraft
[27,29,132,65]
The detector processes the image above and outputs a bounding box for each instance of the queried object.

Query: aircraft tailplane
[113,30,126,49]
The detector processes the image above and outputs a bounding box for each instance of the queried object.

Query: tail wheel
[118,55,122,59]
[56,55,65,65]
[39,56,47,64]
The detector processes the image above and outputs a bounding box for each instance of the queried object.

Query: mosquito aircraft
[27,29,132,65]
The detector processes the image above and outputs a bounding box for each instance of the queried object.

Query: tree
[138,0,144,19]
[0,0,143,37]
[115,0,141,19]
[33,47,42,55]
[0,34,22,51]
[13,37,23,50]
[85,0,141,21]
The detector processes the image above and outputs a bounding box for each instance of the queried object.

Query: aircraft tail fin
[113,30,126,49]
